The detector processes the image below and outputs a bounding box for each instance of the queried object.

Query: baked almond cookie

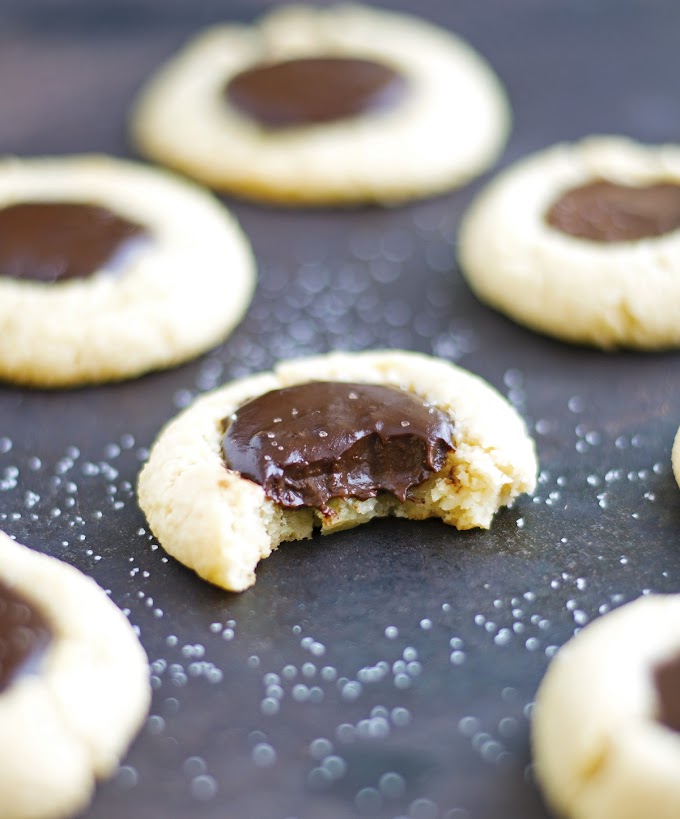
[0,530,150,819]
[138,350,537,591]
[0,155,255,387]
[532,595,680,819]
[459,136,680,349]
[130,4,510,206]
[672,427,680,490]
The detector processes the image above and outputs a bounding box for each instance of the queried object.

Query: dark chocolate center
[654,652,680,733]
[0,201,149,283]
[546,180,680,243]
[222,381,456,511]
[0,578,52,693]
[225,56,407,128]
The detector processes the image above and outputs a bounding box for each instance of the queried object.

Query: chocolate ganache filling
[222,381,456,511]
[225,56,407,128]
[0,201,149,283]
[546,180,680,243]
[0,578,52,693]
[654,652,680,733]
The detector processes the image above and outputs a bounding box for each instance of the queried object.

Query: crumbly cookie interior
[138,351,537,591]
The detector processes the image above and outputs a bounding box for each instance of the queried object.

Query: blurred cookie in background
[459,136,680,349]
[533,594,680,819]
[131,4,511,206]
[0,530,149,819]
[0,155,255,387]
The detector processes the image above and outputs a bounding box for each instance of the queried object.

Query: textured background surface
[1,2,680,817]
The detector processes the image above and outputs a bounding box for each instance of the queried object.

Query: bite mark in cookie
[138,351,537,591]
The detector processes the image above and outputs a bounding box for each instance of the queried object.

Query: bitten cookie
[0,530,150,819]
[138,350,537,591]
[532,595,680,819]
[0,154,255,387]
[130,4,510,206]
[458,136,680,349]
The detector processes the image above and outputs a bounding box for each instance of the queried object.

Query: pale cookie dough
[532,595,680,819]
[672,426,680,489]
[138,350,537,591]
[458,136,680,349]
[0,155,255,387]
[130,4,510,206]
[0,530,150,819]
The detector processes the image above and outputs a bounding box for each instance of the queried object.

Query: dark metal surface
[1,2,680,818]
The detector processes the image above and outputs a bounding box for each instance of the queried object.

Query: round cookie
[0,530,150,819]
[532,595,680,819]
[672,426,680,489]
[458,136,680,349]
[137,350,537,592]
[130,4,511,206]
[0,155,255,387]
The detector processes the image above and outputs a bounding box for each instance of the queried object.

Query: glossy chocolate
[546,180,680,242]
[225,56,407,127]
[654,652,680,733]
[0,578,52,693]
[0,201,149,283]
[222,381,456,511]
